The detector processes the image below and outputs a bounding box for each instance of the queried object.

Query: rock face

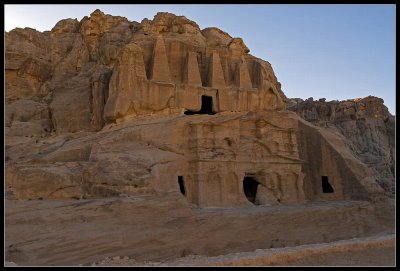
[6,9,285,137]
[5,10,294,206]
[5,10,394,266]
[287,96,395,198]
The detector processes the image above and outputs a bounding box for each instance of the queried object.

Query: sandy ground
[89,234,395,266]
[5,196,395,266]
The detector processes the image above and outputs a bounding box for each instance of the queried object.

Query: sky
[4,4,396,114]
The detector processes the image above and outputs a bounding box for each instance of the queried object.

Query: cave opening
[322,176,334,193]
[178,176,186,196]
[243,176,260,205]
[184,95,215,115]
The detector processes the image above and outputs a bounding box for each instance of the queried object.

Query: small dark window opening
[243,176,260,204]
[184,95,215,115]
[322,176,334,193]
[178,176,186,196]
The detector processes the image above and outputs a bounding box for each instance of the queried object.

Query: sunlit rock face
[5,10,390,206]
[4,9,395,267]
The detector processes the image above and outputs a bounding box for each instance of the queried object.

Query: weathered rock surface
[5,10,395,266]
[287,96,395,198]
[4,198,394,266]
[6,9,285,136]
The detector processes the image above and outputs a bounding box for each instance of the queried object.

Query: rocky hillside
[5,10,395,266]
[5,9,285,138]
[287,96,395,198]
[5,9,393,201]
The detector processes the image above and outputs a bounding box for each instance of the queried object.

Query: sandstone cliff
[5,9,286,137]
[287,96,395,198]
[5,10,394,266]
[5,8,391,211]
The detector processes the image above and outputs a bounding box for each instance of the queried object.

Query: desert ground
[5,196,395,267]
[92,234,395,266]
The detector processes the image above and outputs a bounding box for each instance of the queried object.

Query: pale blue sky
[5,4,396,114]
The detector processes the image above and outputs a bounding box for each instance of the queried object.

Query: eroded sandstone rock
[287,96,395,198]
[4,9,395,267]
[5,10,393,205]
[6,11,281,135]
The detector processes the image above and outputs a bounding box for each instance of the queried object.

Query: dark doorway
[243,176,260,204]
[184,95,215,115]
[178,176,186,196]
[322,176,334,193]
